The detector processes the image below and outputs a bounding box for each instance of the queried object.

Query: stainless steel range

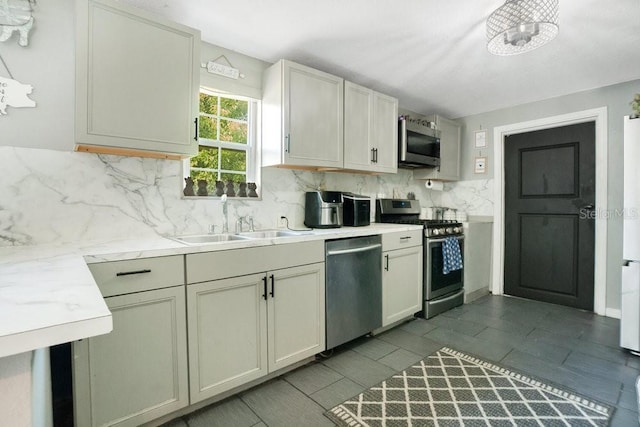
[376,198,465,319]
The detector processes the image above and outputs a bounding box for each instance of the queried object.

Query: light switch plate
[474,156,487,174]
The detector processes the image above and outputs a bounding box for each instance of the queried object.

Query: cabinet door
[344,81,373,171]
[371,92,398,173]
[187,273,268,403]
[344,83,398,173]
[73,286,188,427]
[382,246,423,326]
[76,0,200,156]
[284,61,344,168]
[436,115,461,180]
[413,115,461,181]
[267,263,325,371]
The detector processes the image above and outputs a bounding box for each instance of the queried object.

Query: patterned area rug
[326,347,613,426]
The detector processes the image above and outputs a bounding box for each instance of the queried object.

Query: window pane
[220,98,248,120]
[191,146,219,169]
[199,116,217,140]
[220,119,247,144]
[221,148,246,172]
[221,173,246,184]
[199,93,217,115]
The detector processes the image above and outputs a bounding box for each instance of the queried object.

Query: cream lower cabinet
[186,273,268,402]
[186,242,325,404]
[382,230,423,326]
[73,286,188,427]
[73,256,188,427]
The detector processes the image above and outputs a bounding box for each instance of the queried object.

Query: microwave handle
[398,119,409,160]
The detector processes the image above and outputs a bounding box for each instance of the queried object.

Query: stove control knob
[446,227,453,234]
[432,229,439,236]
[454,226,462,234]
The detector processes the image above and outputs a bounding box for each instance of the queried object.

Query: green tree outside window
[189,91,256,195]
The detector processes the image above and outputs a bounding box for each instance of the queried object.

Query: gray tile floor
[162,295,639,426]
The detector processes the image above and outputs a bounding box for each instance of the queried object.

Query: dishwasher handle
[326,243,382,257]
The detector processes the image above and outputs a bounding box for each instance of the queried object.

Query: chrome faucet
[235,215,255,233]
[221,194,229,233]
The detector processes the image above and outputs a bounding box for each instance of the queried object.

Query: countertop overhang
[0,223,422,358]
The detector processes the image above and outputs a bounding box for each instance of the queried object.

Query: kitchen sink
[236,229,313,239]
[171,234,252,245]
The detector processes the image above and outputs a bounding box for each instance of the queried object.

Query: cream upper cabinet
[75,0,200,158]
[344,81,398,174]
[413,115,461,181]
[371,91,399,173]
[381,230,423,327]
[262,59,344,169]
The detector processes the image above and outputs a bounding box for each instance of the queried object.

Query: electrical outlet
[278,216,287,228]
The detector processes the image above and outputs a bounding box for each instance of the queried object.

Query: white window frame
[183,88,261,199]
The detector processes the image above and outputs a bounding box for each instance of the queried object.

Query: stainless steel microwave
[398,116,441,168]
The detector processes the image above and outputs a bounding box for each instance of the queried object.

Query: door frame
[491,107,608,316]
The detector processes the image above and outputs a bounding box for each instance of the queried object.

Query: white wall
[2,0,75,151]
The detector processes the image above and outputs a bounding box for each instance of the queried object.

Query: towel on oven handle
[442,236,463,274]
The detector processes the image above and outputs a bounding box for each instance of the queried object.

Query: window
[184,89,260,197]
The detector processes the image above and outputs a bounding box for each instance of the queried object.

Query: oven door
[425,235,464,300]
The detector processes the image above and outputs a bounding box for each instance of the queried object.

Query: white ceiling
[120,0,640,119]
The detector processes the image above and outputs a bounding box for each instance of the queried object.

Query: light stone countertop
[0,223,421,358]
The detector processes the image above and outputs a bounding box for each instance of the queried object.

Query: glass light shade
[487,0,559,56]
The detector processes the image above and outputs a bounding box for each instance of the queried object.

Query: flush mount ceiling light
[487,0,559,56]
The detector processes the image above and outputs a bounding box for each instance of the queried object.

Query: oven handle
[436,288,465,304]
[427,236,464,244]
[326,243,382,256]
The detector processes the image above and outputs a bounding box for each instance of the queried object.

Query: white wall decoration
[0,0,36,115]
[0,0,34,46]
[0,74,35,114]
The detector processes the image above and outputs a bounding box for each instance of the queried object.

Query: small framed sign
[474,129,487,148]
[474,156,487,174]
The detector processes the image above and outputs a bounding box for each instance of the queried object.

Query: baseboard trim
[465,287,490,304]
[605,308,621,319]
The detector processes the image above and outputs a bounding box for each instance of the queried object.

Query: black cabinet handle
[384,254,389,271]
[269,274,275,298]
[374,148,378,163]
[194,117,198,141]
[116,269,151,277]
[262,276,268,300]
[400,236,412,241]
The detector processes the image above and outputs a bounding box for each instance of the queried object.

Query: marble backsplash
[0,146,489,247]
[441,179,495,217]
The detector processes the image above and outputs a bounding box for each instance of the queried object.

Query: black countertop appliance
[304,191,343,228]
[343,193,371,227]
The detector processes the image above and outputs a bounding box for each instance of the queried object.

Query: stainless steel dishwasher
[325,235,382,349]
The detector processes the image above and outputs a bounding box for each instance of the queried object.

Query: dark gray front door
[504,122,595,310]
